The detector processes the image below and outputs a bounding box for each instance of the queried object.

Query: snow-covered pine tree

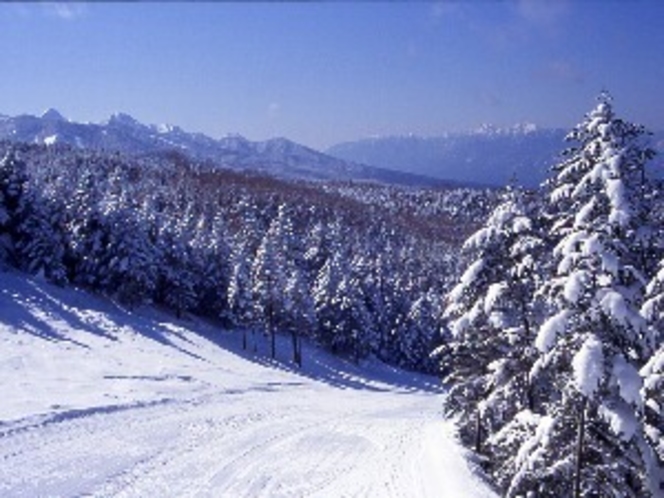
[251,204,291,359]
[0,149,28,265]
[442,185,544,459]
[640,345,664,489]
[227,238,255,349]
[156,207,199,319]
[192,210,232,319]
[65,168,109,288]
[226,198,261,350]
[104,205,159,307]
[518,93,660,497]
[283,265,315,367]
[641,258,664,488]
[393,288,443,373]
[16,195,68,285]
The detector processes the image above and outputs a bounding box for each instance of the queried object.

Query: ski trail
[0,271,496,497]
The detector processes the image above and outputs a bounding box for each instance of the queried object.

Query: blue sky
[1,1,663,150]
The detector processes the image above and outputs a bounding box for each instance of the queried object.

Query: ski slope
[0,271,496,498]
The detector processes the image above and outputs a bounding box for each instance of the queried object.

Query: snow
[606,177,631,227]
[612,354,642,407]
[563,269,589,303]
[0,271,495,497]
[599,290,629,324]
[460,259,485,287]
[599,402,639,441]
[43,134,59,146]
[484,282,507,314]
[513,413,554,474]
[535,309,570,353]
[573,198,596,228]
[572,334,604,397]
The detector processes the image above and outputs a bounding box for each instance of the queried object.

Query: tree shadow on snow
[0,271,206,362]
[196,325,444,395]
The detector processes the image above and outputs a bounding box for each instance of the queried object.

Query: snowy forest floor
[0,270,495,498]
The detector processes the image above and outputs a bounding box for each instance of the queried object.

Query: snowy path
[0,272,495,497]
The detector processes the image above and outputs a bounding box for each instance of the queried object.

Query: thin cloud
[534,60,585,84]
[516,0,569,26]
[430,1,463,23]
[268,102,281,120]
[43,3,87,21]
[479,90,503,108]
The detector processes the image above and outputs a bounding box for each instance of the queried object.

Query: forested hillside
[0,142,494,373]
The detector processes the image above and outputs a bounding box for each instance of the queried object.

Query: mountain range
[3,110,662,188]
[327,125,664,187]
[0,109,449,187]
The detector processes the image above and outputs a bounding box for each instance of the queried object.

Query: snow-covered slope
[0,271,496,497]
[0,110,447,187]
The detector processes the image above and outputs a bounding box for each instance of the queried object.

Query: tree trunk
[269,301,276,360]
[475,410,483,454]
[242,329,247,351]
[296,335,302,368]
[525,374,535,411]
[291,330,300,367]
[574,398,587,498]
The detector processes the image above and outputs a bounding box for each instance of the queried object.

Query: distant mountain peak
[472,122,539,136]
[41,108,67,122]
[107,112,141,128]
[155,123,182,134]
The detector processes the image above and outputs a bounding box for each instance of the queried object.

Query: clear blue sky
[1,1,663,150]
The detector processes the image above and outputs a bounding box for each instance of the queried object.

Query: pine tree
[65,168,109,288]
[519,93,659,497]
[192,211,231,318]
[227,238,255,350]
[442,185,544,458]
[104,206,159,307]
[641,258,664,489]
[393,289,443,373]
[0,149,28,265]
[251,204,291,359]
[283,265,315,367]
[17,196,68,285]
[156,212,198,319]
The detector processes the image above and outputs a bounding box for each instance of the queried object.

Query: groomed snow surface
[0,271,495,498]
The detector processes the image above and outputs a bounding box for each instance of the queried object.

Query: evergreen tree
[251,205,291,359]
[641,258,664,489]
[393,289,443,373]
[519,93,659,497]
[227,238,255,350]
[104,206,159,307]
[156,212,198,319]
[442,185,544,457]
[0,149,28,265]
[17,196,68,285]
[192,211,232,318]
[283,265,315,367]
[65,168,109,288]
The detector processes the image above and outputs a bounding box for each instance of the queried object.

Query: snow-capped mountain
[327,126,664,187]
[0,110,448,187]
[326,127,568,187]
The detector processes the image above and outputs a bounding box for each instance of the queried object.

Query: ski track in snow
[0,272,495,497]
